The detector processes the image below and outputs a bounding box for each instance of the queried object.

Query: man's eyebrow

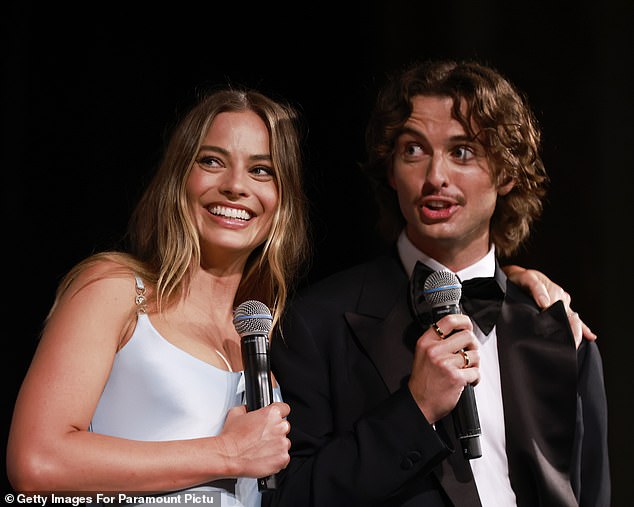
[397,126,478,143]
[396,126,430,142]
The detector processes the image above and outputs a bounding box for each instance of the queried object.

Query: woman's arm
[7,263,289,493]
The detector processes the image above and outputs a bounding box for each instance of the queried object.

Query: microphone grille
[423,270,462,306]
[233,300,273,337]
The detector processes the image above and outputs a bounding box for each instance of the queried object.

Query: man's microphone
[423,270,482,460]
[232,299,277,490]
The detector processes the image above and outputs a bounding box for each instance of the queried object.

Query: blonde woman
[7,88,308,506]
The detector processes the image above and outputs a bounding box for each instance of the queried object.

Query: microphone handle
[242,334,274,411]
[241,334,277,490]
[431,303,482,460]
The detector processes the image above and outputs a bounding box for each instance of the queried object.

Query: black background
[2,2,632,505]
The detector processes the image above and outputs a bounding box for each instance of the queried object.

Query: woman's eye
[196,156,221,168]
[251,166,275,178]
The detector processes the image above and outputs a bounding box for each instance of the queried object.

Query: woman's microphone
[233,300,277,489]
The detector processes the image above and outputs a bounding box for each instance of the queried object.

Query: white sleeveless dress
[90,278,280,507]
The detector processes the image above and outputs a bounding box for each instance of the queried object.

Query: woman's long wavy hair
[364,59,548,259]
[50,88,309,330]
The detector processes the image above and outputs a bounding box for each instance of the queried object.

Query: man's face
[388,95,513,269]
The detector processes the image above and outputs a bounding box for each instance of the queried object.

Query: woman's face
[186,110,278,267]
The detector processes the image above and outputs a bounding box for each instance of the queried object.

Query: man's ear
[497,179,515,196]
[387,164,396,190]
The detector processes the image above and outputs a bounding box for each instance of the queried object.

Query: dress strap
[134,274,147,314]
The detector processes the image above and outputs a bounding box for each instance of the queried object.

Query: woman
[7,88,308,505]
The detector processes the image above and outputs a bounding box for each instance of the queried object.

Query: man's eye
[404,144,424,157]
[453,146,475,161]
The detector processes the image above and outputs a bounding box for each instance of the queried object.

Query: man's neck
[409,238,490,273]
[420,247,483,273]
[397,230,496,278]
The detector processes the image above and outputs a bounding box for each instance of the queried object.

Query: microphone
[423,270,482,460]
[232,299,277,490]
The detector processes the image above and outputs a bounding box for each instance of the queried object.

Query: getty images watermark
[3,492,220,505]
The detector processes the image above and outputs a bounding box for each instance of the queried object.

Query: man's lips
[420,197,458,220]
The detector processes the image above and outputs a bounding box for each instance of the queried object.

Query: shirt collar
[396,229,496,282]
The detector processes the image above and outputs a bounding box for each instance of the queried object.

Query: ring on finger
[459,349,470,368]
[431,323,445,338]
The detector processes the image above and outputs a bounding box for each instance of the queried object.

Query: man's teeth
[208,205,252,220]
[427,201,449,210]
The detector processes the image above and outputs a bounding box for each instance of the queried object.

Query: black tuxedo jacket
[265,252,610,507]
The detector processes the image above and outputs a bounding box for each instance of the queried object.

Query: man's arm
[266,301,450,506]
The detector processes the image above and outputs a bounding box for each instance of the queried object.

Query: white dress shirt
[397,231,517,506]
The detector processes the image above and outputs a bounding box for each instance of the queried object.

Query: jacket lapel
[343,253,417,393]
[498,276,579,506]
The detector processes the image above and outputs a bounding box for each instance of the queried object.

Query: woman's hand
[219,402,291,478]
[503,265,596,348]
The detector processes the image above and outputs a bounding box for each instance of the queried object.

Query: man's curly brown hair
[363,59,548,259]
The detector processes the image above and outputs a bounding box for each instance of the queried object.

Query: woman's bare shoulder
[51,253,147,313]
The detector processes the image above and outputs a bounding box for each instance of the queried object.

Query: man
[266,60,609,506]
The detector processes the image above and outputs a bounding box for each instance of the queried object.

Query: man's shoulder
[297,253,401,299]
[504,278,541,309]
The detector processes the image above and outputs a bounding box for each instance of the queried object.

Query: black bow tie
[409,261,504,335]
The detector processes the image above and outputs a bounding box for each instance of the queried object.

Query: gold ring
[432,323,445,338]
[460,349,470,368]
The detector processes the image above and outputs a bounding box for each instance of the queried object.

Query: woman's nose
[219,168,248,197]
